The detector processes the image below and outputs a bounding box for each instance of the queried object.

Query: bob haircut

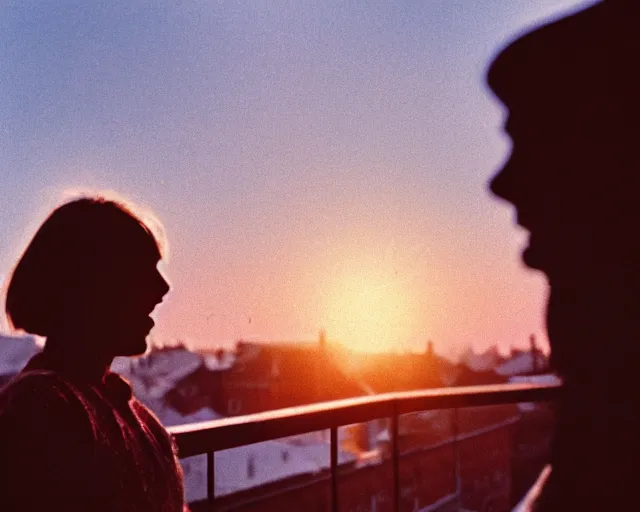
[5,195,166,337]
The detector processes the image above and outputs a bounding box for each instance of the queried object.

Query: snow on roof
[509,374,562,386]
[496,352,548,377]
[122,386,223,428]
[181,438,356,502]
[0,334,39,375]
[113,348,203,399]
[203,352,235,371]
[110,357,133,376]
[462,346,501,372]
[117,370,174,402]
[509,374,561,412]
[286,426,360,446]
[155,405,222,427]
[135,348,202,378]
[376,428,390,443]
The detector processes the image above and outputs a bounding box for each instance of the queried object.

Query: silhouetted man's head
[5,195,170,357]
[488,1,640,283]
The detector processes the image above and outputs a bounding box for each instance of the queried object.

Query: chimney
[319,329,327,352]
[426,340,434,358]
[530,334,538,374]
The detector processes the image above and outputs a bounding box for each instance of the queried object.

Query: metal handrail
[169,383,560,455]
[168,382,561,511]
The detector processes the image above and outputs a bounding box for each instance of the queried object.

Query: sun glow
[323,262,419,353]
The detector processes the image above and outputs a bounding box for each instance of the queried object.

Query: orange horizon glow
[321,257,422,353]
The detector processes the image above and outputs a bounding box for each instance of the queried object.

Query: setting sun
[323,261,420,353]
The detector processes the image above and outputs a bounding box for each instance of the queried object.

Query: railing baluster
[207,450,215,509]
[330,426,339,512]
[391,409,400,512]
[453,408,460,496]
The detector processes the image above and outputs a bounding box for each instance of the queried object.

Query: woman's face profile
[90,244,170,357]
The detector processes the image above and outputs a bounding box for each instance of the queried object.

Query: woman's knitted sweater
[0,350,188,511]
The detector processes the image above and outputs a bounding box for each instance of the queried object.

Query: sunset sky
[0,0,598,358]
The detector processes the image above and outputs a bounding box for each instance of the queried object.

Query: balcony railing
[168,382,561,511]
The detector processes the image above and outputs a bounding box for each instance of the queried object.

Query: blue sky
[0,0,599,356]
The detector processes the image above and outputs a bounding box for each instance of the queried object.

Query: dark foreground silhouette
[0,197,187,511]
[488,1,640,510]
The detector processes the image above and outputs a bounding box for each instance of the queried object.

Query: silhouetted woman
[0,196,187,511]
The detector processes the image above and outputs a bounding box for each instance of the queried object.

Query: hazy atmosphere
[0,0,598,358]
